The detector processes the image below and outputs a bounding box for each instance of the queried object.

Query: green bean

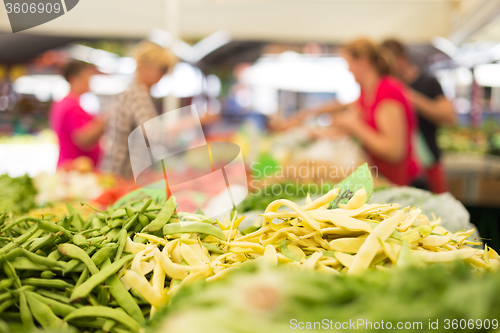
[25,292,65,329]
[123,214,139,231]
[58,243,99,275]
[103,319,116,332]
[0,300,15,314]
[61,215,71,230]
[0,312,20,322]
[70,254,134,302]
[64,306,140,331]
[113,229,127,263]
[0,224,38,255]
[37,220,72,238]
[142,197,174,232]
[80,228,101,235]
[108,218,123,229]
[0,319,9,333]
[22,278,73,290]
[19,292,34,330]
[111,209,127,219]
[69,318,107,329]
[21,249,65,269]
[29,232,60,252]
[144,213,158,220]
[63,258,83,274]
[81,202,108,224]
[0,280,12,292]
[102,258,144,323]
[10,257,49,271]
[25,291,77,317]
[37,290,71,304]
[41,270,57,279]
[2,260,21,288]
[0,247,22,262]
[163,222,225,240]
[1,216,37,233]
[47,249,63,261]
[0,294,11,305]
[138,214,149,228]
[91,245,117,267]
[72,214,84,231]
[125,206,134,219]
[202,242,225,254]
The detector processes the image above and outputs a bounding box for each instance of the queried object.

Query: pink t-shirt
[358,76,420,186]
[50,94,101,167]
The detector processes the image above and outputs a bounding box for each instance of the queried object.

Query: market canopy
[1,0,500,44]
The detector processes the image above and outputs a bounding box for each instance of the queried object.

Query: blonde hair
[343,38,394,76]
[132,41,177,69]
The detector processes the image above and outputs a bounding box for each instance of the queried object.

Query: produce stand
[443,153,500,249]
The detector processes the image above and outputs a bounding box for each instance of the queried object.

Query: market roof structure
[0,0,499,44]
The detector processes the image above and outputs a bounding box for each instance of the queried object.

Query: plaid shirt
[100,81,158,178]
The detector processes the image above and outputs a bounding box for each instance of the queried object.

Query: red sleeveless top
[358,76,420,186]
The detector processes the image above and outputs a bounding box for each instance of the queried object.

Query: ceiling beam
[449,0,500,45]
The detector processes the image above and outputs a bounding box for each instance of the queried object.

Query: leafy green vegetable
[0,174,36,215]
[150,263,500,333]
[329,163,374,209]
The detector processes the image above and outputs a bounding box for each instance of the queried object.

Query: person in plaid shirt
[100,41,176,178]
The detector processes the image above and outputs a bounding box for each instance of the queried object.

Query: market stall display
[0,164,497,332]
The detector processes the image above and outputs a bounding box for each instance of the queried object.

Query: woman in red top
[279,38,420,186]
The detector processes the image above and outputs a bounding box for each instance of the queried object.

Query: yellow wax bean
[189,243,211,264]
[302,188,340,211]
[412,248,476,263]
[420,235,450,247]
[140,260,156,276]
[131,245,156,274]
[263,244,278,266]
[135,233,167,246]
[179,243,206,267]
[344,188,367,210]
[151,257,165,296]
[265,199,322,233]
[122,270,164,307]
[329,237,366,253]
[489,247,500,260]
[396,209,421,232]
[124,238,147,253]
[310,211,373,233]
[348,211,404,275]
[334,251,354,268]
[305,193,312,205]
[302,252,323,270]
[287,244,306,259]
[234,227,271,242]
[222,241,265,254]
[316,263,340,275]
[321,227,363,237]
[261,212,298,220]
[319,258,340,266]
[155,246,204,280]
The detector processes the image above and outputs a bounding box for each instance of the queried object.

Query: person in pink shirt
[50,61,106,169]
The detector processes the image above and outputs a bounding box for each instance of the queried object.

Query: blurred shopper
[101,41,176,178]
[382,39,455,193]
[282,38,420,186]
[50,60,105,169]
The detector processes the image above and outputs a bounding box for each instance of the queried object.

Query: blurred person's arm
[408,89,456,125]
[334,101,406,163]
[72,117,106,151]
[270,101,354,131]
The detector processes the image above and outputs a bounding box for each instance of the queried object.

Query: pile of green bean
[0,198,180,333]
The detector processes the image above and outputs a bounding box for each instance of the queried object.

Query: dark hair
[62,60,94,82]
[342,38,394,76]
[381,39,408,59]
